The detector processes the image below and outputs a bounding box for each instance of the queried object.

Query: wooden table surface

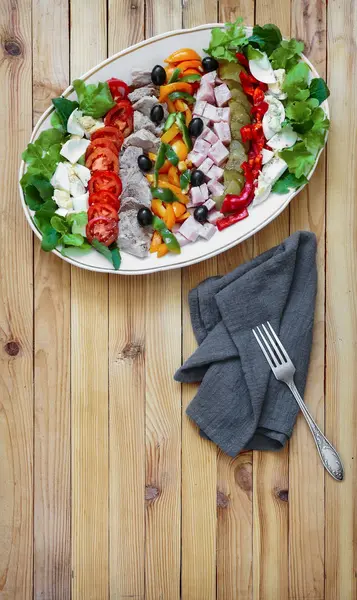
[1,0,356,598]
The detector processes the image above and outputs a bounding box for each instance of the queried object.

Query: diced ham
[203,130,218,145]
[208,140,230,166]
[199,157,214,175]
[195,79,215,104]
[214,83,232,107]
[215,76,224,85]
[179,216,202,242]
[208,180,225,196]
[187,151,206,167]
[204,198,216,211]
[199,222,217,240]
[203,104,217,122]
[213,121,231,145]
[206,164,224,180]
[216,107,230,122]
[193,100,207,116]
[175,232,191,247]
[193,138,211,155]
[190,186,206,206]
[197,126,210,141]
[199,183,209,201]
[207,210,222,225]
[201,71,217,85]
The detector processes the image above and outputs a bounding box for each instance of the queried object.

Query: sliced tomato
[85,146,119,173]
[88,171,122,197]
[90,126,124,150]
[89,190,120,211]
[86,216,119,247]
[88,202,119,221]
[107,77,130,101]
[85,139,119,161]
[104,100,134,137]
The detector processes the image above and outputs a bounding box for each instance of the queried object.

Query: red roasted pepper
[216,208,249,231]
[253,87,265,105]
[236,52,249,69]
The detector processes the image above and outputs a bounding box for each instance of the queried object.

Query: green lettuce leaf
[272,171,308,193]
[246,45,264,60]
[269,39,304,70]
[66,211,88,234]
[286,100,313,123]
[279,142,316,178]
[61,233,85,247]
[21,174,54,211]
[72,79,116,118]
[204,18,248,62]
[50,215,70,234]
[309,78,330,105]
[282,61,310,100]
[248,23,282,56]
[52,97,79,130]
[299,107,330,154]
[22,128,65,179]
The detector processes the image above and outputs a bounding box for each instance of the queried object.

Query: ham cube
[208,140,229,166]
[206,164,224,180]
[199,157,214,175]
[203,130,218,145]
[213,121,231,144]
[190,186,206,206]
[193,100,206,116]
[201,71,217,85]
[216,107,230,122]
[199,222,217,240]
[203,104,218,122]
[196,79,215,104]
[187,151,206,167]
[204,198,216,211]
[175,232,191,247]
[199,183,209,201]
[214,83,232,107]
[208,180,225,196]
[193,138,211,155]
[207,210,222,225]
[197,126,210,141]
[179,216,202,242]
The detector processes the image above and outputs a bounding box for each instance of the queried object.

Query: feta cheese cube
[214,83,232,107]
[208,140,230,166]
[53,189,72,210]
[193,138,211,155]
[193,100,207,116]
[199,222,217,240]
[204,198,216,211]
[72,192,89,212]
[199,157,214,175]
[179,216,202,242]
[206,164,224,180]
[208,180,225,196]
[60,138,90,164]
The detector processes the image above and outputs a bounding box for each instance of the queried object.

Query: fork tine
[261,323,285,364]
[252,329,276,370]
[255,326,278,367]
[266,321,290,361]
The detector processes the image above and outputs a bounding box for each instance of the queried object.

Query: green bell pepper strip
[179,74,202,83]
[167,68,181,84]
[175,112,192,151]
[151,187,175,203]
[168,91,196,104]
[154,142,167,186]
[163,112,177,131]
[152,216,181,254]
[165,145,179,166]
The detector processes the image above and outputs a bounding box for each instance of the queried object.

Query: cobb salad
[20,18,330,270]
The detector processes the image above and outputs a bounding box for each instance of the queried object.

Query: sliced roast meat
[132,96,168,120]
[131,68,152,87]
[134,111,157,135]
[124,128,161,153]
[120,195,150,212]
[121,177,152,204]
[128,85,158,103]
[120,146,143,170]
[120,166,146,189]
[118,209,152,258]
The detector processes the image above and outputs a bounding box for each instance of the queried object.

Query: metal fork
[252,321,344,481]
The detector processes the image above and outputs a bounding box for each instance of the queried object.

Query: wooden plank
[180,3,218,599]
[32,1,71,598]
[69,2,109,599]
[0,1,33,598]
[108,3,146,598]
[325,0,357,598]
[289,2,326,598]
[216,4,255,599]
[253,2,291,599]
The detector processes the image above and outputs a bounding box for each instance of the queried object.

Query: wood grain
[70,1,109,598]
[325,0,357,598]
[0,1,33,598]
[289,1,326,598]
[253,2,291,599]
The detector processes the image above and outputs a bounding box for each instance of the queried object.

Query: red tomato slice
[104,100,134,137]
[86,216,118,247]
[85,139,119,161]
[88,171,122,196]
[89,190,120,211]
[88,202,119,221]
[90,126,124,150]
[107,77,130,101]
[85,147,119,173]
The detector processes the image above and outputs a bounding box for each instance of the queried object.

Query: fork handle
[288,381,344,481]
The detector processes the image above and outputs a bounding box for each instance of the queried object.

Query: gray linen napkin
[175,231,317,457]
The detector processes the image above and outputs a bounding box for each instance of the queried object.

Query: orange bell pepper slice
[165,65,175,81]
[185,107,192,126]
[182,68,202,76]
[168,165,180,187]
[177,60,203,71]
[157,243,169,258]
[174,99,188,112]
[166,98,176,113]
[172,201,187,218]
[161,123,180,145]
[176,211,190,222]
[159,82,192,103]
[172,139,188,161]
[165,48,201,64]
[156,180,188,204]
[164,204,175,230]
[159,160,171,174]
[151,199,167,219]
[150,231,162,253]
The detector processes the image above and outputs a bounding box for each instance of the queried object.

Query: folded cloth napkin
[175,231,317,456]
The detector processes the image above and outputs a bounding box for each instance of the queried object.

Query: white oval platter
[18,24,329,275]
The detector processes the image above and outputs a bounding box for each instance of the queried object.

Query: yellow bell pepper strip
[178,160,187,172]
[168,90,196,105]
[185,106,192,126]
[148,152,157,162]
[146,173,170,184]
[176,211,190,222]
[164,204,175,230]
[175,99,188,112]
[151,199,167,219]
[150,231,162,253]
[166,98,176,113]
[152,216,181,254]
[153,142,167,187]
[171,139,188,161]
[164,48,201,64]
[154,180,188,204]
[157,243,169,258]
[168,165,180,187]
[167,67,181,84]
[161,123,180,145]
[172,201,187,218]
[159,82,192,103]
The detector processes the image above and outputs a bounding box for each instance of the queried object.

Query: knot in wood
[4,341,20,356]
[235,463,252,492]
[276,488,289,502]
[117,341,143,362]
[217,490,229,509]
[145,485,160,503]
[4,39,22,57]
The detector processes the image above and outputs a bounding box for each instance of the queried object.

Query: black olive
[151,64,166,86]
[150,104,164,124]
[188,117,204,138]
[190,169,205,187]
[202,56,219,73]
[137,207,153,227]
[194,205,209,224]
[137,154,153,172]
